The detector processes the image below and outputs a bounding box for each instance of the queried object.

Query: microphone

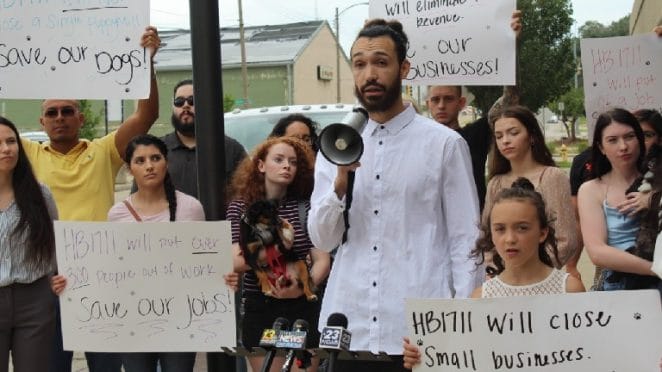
[319,313,352,372]
[279,319,309,372]
[259,317,290,372]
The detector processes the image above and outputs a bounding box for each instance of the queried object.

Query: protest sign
[581,33,661,142]
[369,0,516,85]
[55,221,236,352]
[407,290,662,371]
[0,1,150,99]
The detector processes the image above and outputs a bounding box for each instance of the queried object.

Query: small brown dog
[239,199,317,301]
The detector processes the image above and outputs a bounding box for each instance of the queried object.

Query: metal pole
[238,0,249,107]
[189,3,246,372]
[189,1,225,221]
[335,7,341,103]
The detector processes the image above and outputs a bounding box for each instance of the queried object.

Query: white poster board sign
[369,0,516,85]
[581,34,662,142]
[0,1,150,99]
[407,290,662,371]
[55,221,236,352]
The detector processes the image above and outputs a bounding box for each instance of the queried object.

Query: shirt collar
[43,139,88,154]
[163,131,192,151]
[366,103,416,136]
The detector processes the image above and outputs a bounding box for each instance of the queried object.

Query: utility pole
[335,2,369,104]
[335,7,341,103]
[238,0,249,108]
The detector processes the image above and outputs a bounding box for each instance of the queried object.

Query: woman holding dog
[577,108,658,291]
[484,105,578,272]
[224,136,330,372]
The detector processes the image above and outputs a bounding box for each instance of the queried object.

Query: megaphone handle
[341,171,355,244]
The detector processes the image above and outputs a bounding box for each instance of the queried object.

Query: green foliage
[579,15,630,38]
[469,0,575,114]
[223,94,235,112]
[78,100,102,140]
[549,87,585,140]
[550,87,585,118]
[575,139,589,153]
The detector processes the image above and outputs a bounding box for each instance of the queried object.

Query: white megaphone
[318,107,369,165]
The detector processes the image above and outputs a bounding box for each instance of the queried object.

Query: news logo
[259,329,278,348]
[275,330,307,349]
[319,326,351,350]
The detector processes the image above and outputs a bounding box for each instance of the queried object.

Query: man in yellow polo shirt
[21,26,161,372]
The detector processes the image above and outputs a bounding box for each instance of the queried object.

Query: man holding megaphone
[308,18,482,372]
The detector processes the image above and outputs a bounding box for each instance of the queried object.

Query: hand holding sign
[369,0,517,85]
[0,1,151,99]
[406,291,662,371]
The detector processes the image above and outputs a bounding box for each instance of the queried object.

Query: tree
[468,0,575,115]
[549,87,584,141]
[78,100,102,140]
[579,15,630,38]
[223,94,235,112]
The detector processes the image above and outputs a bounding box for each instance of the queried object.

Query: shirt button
[378,141,383,145]
[380,125,385,130]
[373,316,377,322]
[374,210,378,215]
[373,246,377,251]
[372,281,377,287]
[375,174,380,180]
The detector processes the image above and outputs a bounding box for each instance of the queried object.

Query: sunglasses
[173,96,194,108]
[44,107,76,118]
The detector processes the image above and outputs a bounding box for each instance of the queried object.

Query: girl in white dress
[403,178,585,369]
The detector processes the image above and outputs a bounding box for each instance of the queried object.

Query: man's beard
[354,75,402,113]
[171,113,195,137]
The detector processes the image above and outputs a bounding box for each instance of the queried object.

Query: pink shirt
[108,191,205,222]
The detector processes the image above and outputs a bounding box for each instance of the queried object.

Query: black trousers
[0,276,55,372]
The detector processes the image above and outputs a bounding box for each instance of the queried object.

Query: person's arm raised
[115,26,161,157]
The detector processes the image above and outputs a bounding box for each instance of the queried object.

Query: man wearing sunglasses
[21,26,162,372]
[162,79,247,201]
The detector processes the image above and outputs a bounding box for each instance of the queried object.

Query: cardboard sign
[0,1,150,99]
[581,34,662,142]
[407,290,662,371]
[55,221,236,352]
[369,0,516,85]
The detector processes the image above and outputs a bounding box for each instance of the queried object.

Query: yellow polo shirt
[22,132,123,221]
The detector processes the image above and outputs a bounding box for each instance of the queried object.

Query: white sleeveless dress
[481,269,568,298]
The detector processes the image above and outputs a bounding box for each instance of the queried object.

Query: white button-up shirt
[308,104,482,354]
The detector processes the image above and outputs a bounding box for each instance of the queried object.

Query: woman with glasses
[269,114,320,153]
[635,109,662,154]
[0,116,58,372]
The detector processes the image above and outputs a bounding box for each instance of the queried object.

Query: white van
[224,103,355,152]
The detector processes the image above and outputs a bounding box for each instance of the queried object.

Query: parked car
[224,103,355,152]
[547,115,559,123]
[20,130,49,143]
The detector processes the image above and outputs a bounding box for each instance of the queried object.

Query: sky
[149,0,635,52]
